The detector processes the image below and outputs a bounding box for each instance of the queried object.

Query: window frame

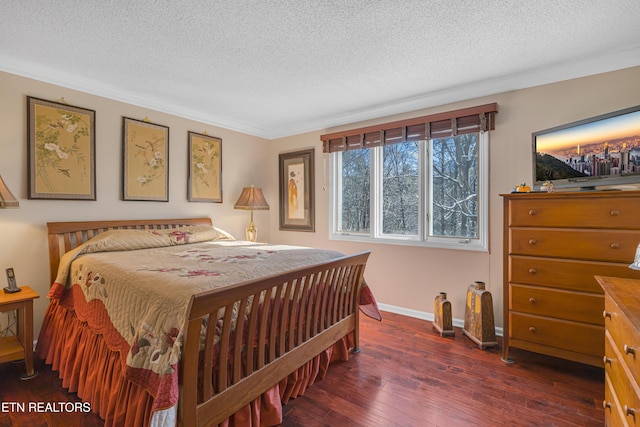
[329,131,489,252]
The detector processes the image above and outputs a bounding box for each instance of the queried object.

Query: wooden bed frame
[46,218,370,427]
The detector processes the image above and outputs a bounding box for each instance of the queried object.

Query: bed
[35,218,377,427]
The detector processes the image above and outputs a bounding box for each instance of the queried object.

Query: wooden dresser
[597,276,640,427]
[501,190,640,367]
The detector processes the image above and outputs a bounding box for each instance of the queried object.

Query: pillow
[212,227,235,241]
[150,225,220,245]
[630,242,640,270]
[148,225,236,244]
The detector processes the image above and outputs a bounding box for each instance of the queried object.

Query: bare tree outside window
[430,134,479,239]
[333,132,485,249]
[340,149,370,233]
[382,142,419,235]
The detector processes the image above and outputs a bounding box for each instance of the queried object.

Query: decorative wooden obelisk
[462,281,498,349]
[433,292,454,337]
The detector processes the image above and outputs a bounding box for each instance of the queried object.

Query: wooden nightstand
[0,286,39,379]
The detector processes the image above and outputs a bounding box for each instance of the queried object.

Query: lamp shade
[0,174,19,208]
[234,186,269,210]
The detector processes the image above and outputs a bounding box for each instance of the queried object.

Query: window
[339,148,370,234]
[323,103,496,251]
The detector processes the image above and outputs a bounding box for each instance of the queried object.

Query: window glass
[331,132,486,251]
[430,134,479,239]
[339,149,370,233]
[382,142,419,236]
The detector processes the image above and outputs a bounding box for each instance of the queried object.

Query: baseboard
[377,302,504,337]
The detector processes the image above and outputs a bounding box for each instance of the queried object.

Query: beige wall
[1,66,639,338]
[0,71,271,335]
[267,66,640,329]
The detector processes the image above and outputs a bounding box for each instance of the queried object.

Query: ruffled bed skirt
[36,299,352,427]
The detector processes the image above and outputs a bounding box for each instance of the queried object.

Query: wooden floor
[0,311,603,426]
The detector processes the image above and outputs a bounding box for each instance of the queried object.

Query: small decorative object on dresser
[433,292,454,337]
[501,191,640,366]
[597,275,640,426]
[540,181,555,192]
[462,281,498,349]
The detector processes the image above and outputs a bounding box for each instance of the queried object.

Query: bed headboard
[46,217,213,285]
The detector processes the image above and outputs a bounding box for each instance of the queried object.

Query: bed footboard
[179,251,370,427]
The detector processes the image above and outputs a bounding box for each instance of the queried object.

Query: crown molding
[2,47,639,140]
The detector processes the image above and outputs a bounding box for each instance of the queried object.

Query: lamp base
[246,226,257,242]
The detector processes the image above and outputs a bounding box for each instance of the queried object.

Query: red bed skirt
[36,299,353,427]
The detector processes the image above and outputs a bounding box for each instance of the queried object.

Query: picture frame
[27,96,96,200]
[187,131,222,202]
[122,117,169,201]
[279,148,315,232]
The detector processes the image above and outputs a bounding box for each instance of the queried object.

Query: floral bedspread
[47,226,351,411]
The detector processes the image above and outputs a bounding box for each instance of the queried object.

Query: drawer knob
[610,242,620,249]
[603,310,611,319]
[528,239,537,245]
[625,405,636,419]
[528,268,537,275]
[528,327,537,334]
[610,209,620,216]
[528,209,537,216]
[528,298,537,304]
[624,344,635,356]
[603,400,611,410]
[603,356,612,366]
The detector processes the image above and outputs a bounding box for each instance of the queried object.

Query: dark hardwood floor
[0,311,603,426]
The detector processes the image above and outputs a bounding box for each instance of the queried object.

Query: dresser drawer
[509,197,639,229]
[510,312,604,357]
[509,256,638,293]
[605,331,640,426]
[510,228,640,262]
[605,296,640,385]
[510,284,603,325]
[605,373,627,427]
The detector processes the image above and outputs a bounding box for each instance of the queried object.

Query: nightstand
[0,286,39,379]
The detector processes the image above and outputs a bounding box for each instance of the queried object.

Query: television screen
[533,105,640,190]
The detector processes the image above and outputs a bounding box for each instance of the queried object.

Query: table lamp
[234,185,269,242]
[0,174,19,208]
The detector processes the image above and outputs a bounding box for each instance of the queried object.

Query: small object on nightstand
[4,268,21,293]
[0,286,39,379]
[432,292,454,337]
[462,281,498,349]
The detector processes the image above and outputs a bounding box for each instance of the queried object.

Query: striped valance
[321,103,498,153]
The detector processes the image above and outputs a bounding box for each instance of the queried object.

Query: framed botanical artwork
[187,131,222,202]
[27,96,96,200]
[279,148,315,232]
[122,117,169,201]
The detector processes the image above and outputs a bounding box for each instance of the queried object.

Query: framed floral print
[279,148,315,232]
[122,117,169,201]
[187,131,222,202]
[27,96,96,200]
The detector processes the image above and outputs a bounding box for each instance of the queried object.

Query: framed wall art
[27,96,96,200]
[187,131,222,202]
[122,117,169,201]
[279,148,315,232]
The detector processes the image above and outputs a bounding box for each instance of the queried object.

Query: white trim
[377,302,504,337]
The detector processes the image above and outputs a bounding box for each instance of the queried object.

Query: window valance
[321,102,498,153]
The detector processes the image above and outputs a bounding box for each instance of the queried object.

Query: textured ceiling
[2,0,640,139]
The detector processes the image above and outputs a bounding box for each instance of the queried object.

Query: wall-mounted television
[533,105,640,191]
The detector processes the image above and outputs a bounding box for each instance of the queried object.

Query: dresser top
[501,190,640,199]
[596,276,640,328]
